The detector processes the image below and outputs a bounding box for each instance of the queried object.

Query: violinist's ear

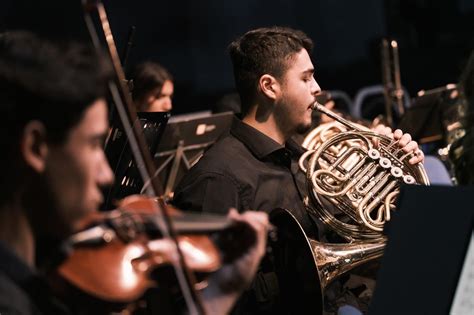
[21,120,49,173]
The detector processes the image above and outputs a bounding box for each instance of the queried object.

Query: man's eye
[91,139,105,148]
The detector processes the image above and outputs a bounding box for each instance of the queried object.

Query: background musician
[0,30,269,315]
[131,61,175,112]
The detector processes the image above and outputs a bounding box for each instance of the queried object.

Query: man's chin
[70,204,100,232]
[295,122,312,135]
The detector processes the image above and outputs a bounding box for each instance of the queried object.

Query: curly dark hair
[228,26,313,115]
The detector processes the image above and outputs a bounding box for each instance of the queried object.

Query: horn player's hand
[373,125,424,165]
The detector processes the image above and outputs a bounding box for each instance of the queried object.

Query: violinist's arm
[201,209,269,315]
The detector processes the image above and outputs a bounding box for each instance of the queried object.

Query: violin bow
[121,25,136,74]
[82,1,206,314]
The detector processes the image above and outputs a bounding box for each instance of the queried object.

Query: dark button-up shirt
[173,117,318,236]
[0,242,71,315]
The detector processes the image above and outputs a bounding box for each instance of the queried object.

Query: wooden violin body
[49,195,249,312]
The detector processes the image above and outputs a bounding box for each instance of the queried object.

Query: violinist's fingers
[409,148,425,165]
[240,211,269,226]
[232,210,269,258]
[228,208,269,230]
[148,238,180,264]
[227,207,239,219]
[238,211,269,237]
[213,209,269,297]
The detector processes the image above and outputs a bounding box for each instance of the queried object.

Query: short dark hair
[0,31,111,201]
[131,61,173,107]
[228,26,313,115]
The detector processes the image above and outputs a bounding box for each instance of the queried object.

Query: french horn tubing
[301,102,430,240]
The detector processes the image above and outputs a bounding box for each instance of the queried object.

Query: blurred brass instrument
[271,102,430,312]
[399,83,465,185]
[417,84,465,161]
[381,39,405,126]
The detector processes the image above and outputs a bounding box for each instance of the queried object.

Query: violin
[49,195,257,313]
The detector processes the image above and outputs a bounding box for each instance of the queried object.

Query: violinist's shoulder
[0,272,39,315]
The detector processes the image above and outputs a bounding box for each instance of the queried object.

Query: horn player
[172,26,424,315]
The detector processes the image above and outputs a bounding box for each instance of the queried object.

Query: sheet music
[450,231,474,315]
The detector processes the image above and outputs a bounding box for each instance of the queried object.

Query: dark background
[1,0,474,115]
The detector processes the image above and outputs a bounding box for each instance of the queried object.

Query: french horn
[302,102,430,239]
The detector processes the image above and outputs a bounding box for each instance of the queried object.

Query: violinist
[0,30,269,315]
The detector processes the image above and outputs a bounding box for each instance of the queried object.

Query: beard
[22,173,68,269]
[295,121,312,135]
[274,98,313,137]
[24,173,70,239]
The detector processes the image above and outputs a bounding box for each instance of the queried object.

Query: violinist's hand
[201,208,269,315]
[373,125,424,165]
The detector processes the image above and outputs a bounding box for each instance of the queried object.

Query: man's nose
[165,97,173,110]
[311,77,321,96]
[98,159,115,187]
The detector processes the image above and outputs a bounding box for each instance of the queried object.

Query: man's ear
[21,121,49,173]
[258,74,280,100]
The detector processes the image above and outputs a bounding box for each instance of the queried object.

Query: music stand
[397,84,457,145]
[103,111,170,210]
[152,111,234,198]
[368,185,474,315]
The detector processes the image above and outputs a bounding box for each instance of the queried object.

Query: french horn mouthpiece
[311,101,323,111]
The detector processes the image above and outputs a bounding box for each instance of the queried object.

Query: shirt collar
[230,117,286,159]
[286,137,306,157]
